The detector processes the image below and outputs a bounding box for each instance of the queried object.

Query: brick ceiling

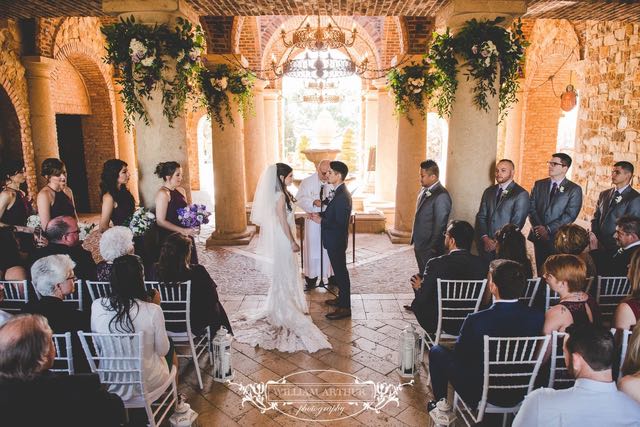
[1,0,640,20]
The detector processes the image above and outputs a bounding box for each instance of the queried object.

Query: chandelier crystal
[272,50,368,80]
[280,15,357,52]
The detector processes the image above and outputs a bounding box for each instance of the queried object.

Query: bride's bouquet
[26,214,41,229]
[126,207,156,237]
[177,204,211,228]
[78,222,96,241]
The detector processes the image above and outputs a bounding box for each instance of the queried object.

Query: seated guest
[619,322,640,404]
[494,223,533,278]
[91,254,176,401]
[554,223,598,279]
[0,226,28,280]
[542,255,601,337]
[0,314,125,426]
[148,233,232,334]
[513,324,640,426]
[428,260,544,409]
[97,226,134,281]
[26,254,90,372]
[614,250,640,332]
[409,220,488,332]
[32,215,97,280]
[595,215,640,276]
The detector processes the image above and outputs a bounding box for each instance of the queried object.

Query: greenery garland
[386,59,436,124]
[199,64,255,129]
[429,17,528,119]
[102,16,205,130]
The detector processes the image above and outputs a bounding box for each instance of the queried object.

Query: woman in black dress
[98,159,135,232]
[0,160,35,252]
[150,232,231,335]
[36,158,77,229]
[153,161,197,263]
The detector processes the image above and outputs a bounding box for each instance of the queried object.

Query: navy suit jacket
[452,301,544,406]
[321,183,352,252]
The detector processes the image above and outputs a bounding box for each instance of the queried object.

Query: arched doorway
[0,85,24,167]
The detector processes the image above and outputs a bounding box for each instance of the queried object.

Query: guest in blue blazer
[428,259,544,410]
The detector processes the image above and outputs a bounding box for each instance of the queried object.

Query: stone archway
[0,85,25,168]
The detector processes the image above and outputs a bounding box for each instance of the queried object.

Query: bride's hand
[291,241,300,252]
[183,227,197,237]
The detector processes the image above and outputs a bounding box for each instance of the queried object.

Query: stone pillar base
[386,227,412,244]
[206,227,255,247]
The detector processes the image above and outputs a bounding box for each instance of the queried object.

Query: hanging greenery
[102,16,205,130]
[428,17,528,119]
[199,64,255,130]
[386,58,436,124]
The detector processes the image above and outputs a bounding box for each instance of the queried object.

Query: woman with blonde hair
[619,322,640,404]
[613,250,640,332]
[542,254,602,337]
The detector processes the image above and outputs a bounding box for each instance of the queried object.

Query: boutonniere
[328,189,336,199]
[501,189,509,197]
[615,195,623,204]
[559,186,565,193]
[426,190,432,198]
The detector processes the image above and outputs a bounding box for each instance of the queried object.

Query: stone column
[263,87,279,165]
[104,0,194,207]
[363,87,379,193]
[113,84,140,203]
[437,0,527,224]
[503,91,525,182]
[23,56,58,188]
[243,80,268,203]
[206,55,254,246]
[373,79,398,203]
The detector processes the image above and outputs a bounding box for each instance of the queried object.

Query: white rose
[129,38,147,61]
[413,88,422,94]
[189,47,201,61]
[141,56,155,67]
[484,57,491,67]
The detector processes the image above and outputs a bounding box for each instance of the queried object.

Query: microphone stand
[315,183,336,296]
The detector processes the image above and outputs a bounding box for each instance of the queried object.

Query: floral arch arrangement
[198,64,255,130]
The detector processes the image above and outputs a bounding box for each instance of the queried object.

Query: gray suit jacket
[411,182,452,255]
[475,181,529,239]
[591,186,640,251]
[528,177,583,241]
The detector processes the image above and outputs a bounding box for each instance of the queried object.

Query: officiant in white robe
[296,160,333,289]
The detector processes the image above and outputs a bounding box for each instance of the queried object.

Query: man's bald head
[45,215,79,245]
[317,160,331,182]
[0,314,54,380]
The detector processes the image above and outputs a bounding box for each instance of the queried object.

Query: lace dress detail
[232,196,331,353]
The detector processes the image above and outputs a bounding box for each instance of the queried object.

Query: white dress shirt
[91,298,171,401]
[513,378,640,427]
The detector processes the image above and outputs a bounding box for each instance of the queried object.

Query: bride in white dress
[232,163,332,353]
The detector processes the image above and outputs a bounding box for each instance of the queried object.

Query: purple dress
[50,189,76,219]
[159,189,198,264]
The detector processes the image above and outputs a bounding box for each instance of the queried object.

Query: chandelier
[272,50,368,80]
[301,80,343,104]
[280,15,357,52]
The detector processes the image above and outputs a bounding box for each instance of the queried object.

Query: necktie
[496,186,503,201]
[610,190,621,207]
[418,189,428,206]
[549,182,558,202]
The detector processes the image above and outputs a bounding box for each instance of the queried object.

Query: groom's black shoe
[326,308,351,320]
[324,297,339,306]
[304,277,317,291]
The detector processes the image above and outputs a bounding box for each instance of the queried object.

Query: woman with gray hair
[96,226,134,281]
[26,254,90,371]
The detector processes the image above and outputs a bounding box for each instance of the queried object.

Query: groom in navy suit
[311,161,353,320]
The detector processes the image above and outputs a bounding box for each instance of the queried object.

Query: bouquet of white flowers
[126,208,156,237]
[26,215,41,229]
[78,222,96,241]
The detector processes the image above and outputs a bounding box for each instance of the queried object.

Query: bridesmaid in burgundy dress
[36,158,77,229]
[154,161,198,263]
[0,160,35,253]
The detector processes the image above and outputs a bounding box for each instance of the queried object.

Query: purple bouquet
[177,204,211,228]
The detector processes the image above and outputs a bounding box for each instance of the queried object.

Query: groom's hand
[410,274,422,290]
[308,213,321,224]
[313,199,322,207]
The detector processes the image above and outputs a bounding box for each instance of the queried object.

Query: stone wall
[0,19,37,198]
[573,21,640,221]
[50,60,91,114]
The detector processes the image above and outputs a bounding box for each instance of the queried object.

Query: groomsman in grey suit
[591,161,640,252]
[528,153,583,274]
[410,160,452,276]
[475,159,529,260]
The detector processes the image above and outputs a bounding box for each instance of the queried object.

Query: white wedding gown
[232,193,332,353]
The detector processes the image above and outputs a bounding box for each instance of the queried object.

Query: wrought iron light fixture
[272,50,368,80]
[301,80,343,104]
[280,15,357,52]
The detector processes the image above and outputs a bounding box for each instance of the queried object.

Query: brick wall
[572,21,640,221]
[0,19,37,199]
[200,16,234,54]
[50,60,91,114]
[403,17,433,54]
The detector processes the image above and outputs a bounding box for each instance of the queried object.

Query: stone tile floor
[178,232,438,426]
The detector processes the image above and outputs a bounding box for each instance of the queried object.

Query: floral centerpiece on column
[386,58,436,124]
[199,64,255,129]
[102,16,205,129]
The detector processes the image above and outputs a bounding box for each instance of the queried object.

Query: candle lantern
[429,398,457,426]
[169,394,198,427]
[398,324,421,377]
[212,326,233,382]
